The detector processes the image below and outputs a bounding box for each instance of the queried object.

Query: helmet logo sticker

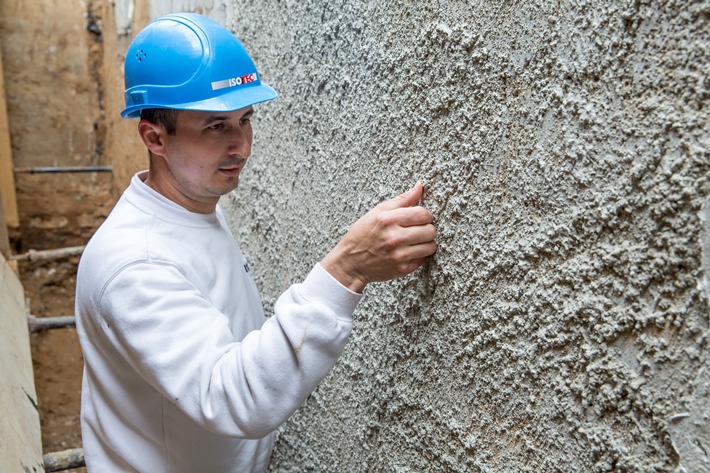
[211,73,258,91]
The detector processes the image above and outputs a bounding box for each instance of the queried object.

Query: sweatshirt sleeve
[97,261,361,439]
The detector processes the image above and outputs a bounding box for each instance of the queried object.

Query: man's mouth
[219,166,241,177]
[218,159,246,177]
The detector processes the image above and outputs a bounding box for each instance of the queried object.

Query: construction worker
[75,12,436,472]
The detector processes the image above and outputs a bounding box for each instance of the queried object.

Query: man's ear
[138,120,168,157]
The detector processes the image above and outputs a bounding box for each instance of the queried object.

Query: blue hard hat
[121,13,277,119]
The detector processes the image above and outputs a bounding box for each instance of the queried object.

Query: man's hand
[320,182,437,293]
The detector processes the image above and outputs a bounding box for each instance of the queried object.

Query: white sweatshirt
[75,172,361,472]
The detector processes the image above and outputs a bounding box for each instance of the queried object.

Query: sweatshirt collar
[124,171,221,227]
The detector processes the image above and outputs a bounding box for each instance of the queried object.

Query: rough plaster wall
[222,1,709,471]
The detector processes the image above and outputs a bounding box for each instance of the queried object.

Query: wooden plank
[0,46,19,228]
[0,185,10,258]
[0,252,44,472]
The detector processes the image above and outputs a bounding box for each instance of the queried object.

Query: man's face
[157,106,254,211]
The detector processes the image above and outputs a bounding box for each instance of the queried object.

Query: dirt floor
[24,257,84,453]
[12,170,115,472]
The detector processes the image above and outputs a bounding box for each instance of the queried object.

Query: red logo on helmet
[241,73,257,84]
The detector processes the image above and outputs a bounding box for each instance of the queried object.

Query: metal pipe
[43,448,85,472]
[14,165,113,174]
[28,315,76,333]
[10,245,85,262]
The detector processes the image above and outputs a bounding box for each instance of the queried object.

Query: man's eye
[241,117,252,125]
[208,123,225,131]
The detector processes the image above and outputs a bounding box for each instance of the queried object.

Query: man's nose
[229,125,251,156]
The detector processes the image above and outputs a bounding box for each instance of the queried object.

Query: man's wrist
[320,250,368,294]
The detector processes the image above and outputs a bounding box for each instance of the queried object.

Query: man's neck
[142,169,218,214]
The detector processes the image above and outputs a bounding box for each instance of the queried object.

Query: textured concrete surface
[221,1,710,471]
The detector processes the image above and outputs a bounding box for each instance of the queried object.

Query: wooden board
[0,187,10,259]
[0,253,43,472]
[0,47,19,228]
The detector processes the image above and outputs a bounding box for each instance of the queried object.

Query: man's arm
[320,182,438,293]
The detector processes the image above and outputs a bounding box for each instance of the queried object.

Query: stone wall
[222,1,709,471]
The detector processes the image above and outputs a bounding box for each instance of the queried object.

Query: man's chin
[221,178,240,195]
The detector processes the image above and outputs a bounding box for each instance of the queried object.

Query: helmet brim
[121,82,278,119]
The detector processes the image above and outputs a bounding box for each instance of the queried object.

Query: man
[75,12,436,472]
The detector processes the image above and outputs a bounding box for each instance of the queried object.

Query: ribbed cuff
[299,263,363,317]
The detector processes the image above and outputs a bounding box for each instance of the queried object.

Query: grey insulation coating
[221,1,709,472]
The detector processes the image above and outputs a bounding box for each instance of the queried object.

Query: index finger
[376,182,424,212]
[385,206,433,228]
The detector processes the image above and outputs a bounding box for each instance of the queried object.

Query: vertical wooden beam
[0,52,11,258]
[0,46,19,229]
[0,186,10,259]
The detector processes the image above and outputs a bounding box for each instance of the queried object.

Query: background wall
[222,1,709,472]
[0,0,113,249]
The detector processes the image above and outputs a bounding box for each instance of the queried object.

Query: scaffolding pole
[10,245,85,263]
[14,165,113,174]
[28,315,76,333]
[43,448,85,472]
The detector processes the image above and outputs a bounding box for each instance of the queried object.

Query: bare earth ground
[13,171,115,472]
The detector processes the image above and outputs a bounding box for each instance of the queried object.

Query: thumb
[379,182,424,210]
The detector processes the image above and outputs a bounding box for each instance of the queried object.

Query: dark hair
[140,108,179,135]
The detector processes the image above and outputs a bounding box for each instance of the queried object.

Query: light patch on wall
[665,367,710,472]
[149,0,228,21]
[702,198,710,308]
[114,0,134,36]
